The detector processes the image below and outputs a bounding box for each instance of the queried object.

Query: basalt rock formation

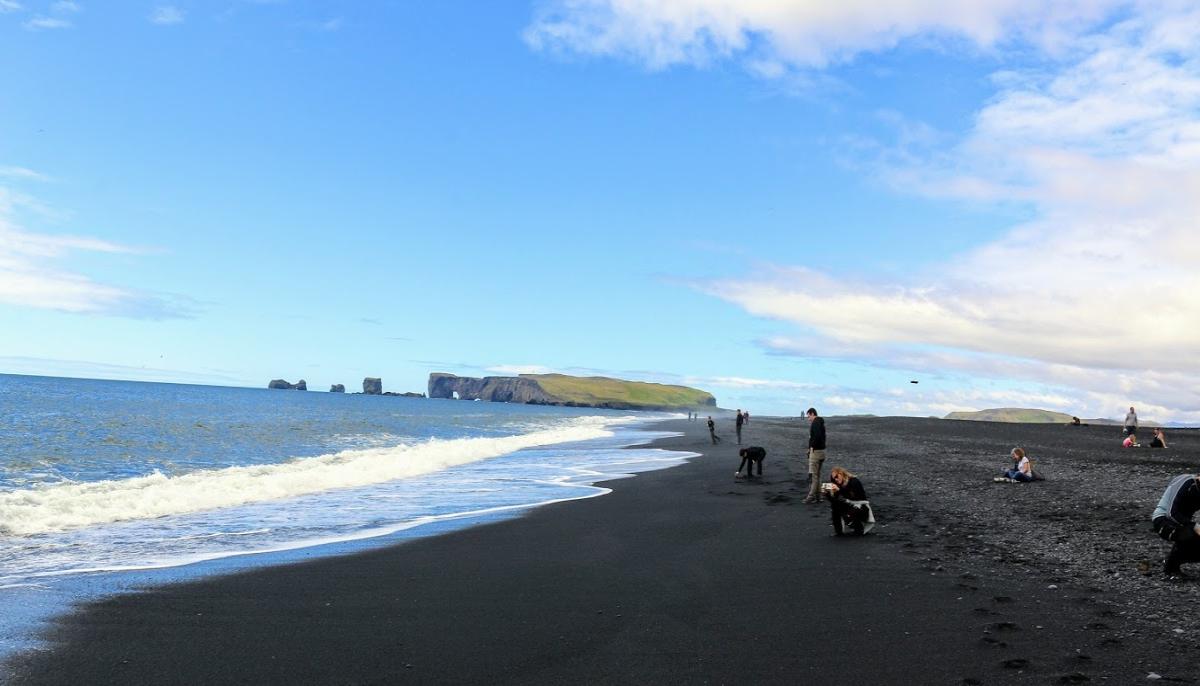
[268,379,307,391]
[428,373,557,405]
[362,378,383,395]
[330,384,345,393]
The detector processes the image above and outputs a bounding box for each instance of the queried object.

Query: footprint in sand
[1001,658,1029,669]
[989,621,1021,632]
[1056,672,1090,683]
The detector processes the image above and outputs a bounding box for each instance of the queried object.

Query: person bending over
[1123,434,1140,448]
[1152,474,1200,579]
[736,446,766,479]
[1004,448,1035,482]
[1151,428,1168,449]
[825,466,873,536]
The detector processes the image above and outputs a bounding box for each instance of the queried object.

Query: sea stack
[330,384,345,393]
[363,377,382,395]
[268,379,307,391]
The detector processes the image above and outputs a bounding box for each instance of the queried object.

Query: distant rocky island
[269,377,423,397]
[428,373,715,411]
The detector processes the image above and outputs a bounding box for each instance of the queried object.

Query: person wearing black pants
[735,410,745,444]
[1152,474,1200,578]
[736,446,765,478]
[826,466,870,535]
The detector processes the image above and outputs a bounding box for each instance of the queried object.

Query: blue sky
[2,1,1198,422]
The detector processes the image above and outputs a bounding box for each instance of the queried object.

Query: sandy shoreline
[7,416,1200,684]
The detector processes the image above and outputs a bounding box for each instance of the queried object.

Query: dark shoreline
[8,416,1200,684]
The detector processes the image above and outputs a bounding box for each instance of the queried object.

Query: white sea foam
[0,416,629,536]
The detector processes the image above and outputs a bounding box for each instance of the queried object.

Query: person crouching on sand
[736,446,766,479]
[1151,428,1168,449]
[825,467,873,536]
[1004,448,1034,482]
[1152,474,1200,579]
[1123,434,1139,448]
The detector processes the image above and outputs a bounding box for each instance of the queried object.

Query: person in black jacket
[736,446,766,478]
[825,466,872,536]
[706,416,720,444]
[804,407,826,504]
[735,410,745,444]
[1152,474,1200,578]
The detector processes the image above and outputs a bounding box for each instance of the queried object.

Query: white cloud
[50,0,79,13]
[524,0,1125,71]
[0,175,190,318]
[687,4,1200,421]
[0,1,23,13]
[23,16,70,29]
[0,166,49,181]
[150,5,184,25]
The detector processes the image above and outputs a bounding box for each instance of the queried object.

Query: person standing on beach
[803,407,826,504]
[735,410,745,445]
[1152,474,1200,579]
[1124,406,1138,436]
[707,416,720,444]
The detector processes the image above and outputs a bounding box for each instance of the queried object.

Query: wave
[0,416,629,536]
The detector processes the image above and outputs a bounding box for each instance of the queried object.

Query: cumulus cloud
[678,4,1200,420]
[524,0,1125,71]
[23,15,70,29]
[0,174,192,319]
[150,5,184,25]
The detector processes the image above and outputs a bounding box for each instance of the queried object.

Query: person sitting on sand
[706,416,721,444]
[825,467,873,536]
[736,446,766,479]
[1002,448,1035,482]
[1123,434,1140,448]
[1151,428,1168,449]
[1152,474,1200,579]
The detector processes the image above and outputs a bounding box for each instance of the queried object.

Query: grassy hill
[944,408,1076,423]
[525,374,715,410]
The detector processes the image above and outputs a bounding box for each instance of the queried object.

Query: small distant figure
[1124,406,1138,436]
[1123,434,1140,448]
[707,416,721,444]
[736,446,766,479]
[824,466,874,536]
[1071,416,1081,426]
[1151,474,1200,579]
[996,447,1034,482]
[735,409,745,444]
[743,412,750,424]
[804,408,826,504]
[686,411,692,422]
[1151,428,1168,449]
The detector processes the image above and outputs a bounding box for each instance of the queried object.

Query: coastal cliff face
[428,373,557,404]
[427,373,716,411]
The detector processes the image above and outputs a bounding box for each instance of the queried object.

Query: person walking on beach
[1124,406,1138,436]
[1152,474,1200,579]
[803,407,826,504]
[735,409,745,445]
[707,416,720,444]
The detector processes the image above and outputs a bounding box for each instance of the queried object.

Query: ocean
[0,374,688,662]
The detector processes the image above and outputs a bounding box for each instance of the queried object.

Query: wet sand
[8,416,1200,684]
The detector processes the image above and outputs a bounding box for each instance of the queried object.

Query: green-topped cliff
[944,408,1075,423]
[428,372,716,411]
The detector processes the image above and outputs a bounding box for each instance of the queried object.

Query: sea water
[0,374,691,663]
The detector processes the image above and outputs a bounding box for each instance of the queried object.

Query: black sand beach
[8,416,1200,684]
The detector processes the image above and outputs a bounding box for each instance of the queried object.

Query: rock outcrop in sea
[268,379,307,390]
[330,384,345,393]
[362,377,383,395]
